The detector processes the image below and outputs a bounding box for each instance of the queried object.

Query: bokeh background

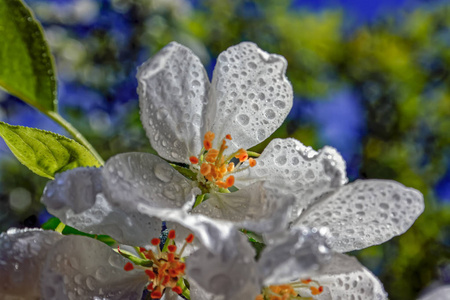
[1,0,449,299]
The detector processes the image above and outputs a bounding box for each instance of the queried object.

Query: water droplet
[156,108,169,120]
[275,155,287,166]
[86,276,96,291]
[237,114,250,126]
[257,129,266,141]
[379,203,389,210]
[248,62,257,69]
[95,266,109,282]
[154,163,173,183]
[264,109,275,120]
[304,169,315,180]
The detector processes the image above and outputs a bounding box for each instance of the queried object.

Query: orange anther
[186,234,194,243]
[205,149,219,163]
[204,140,212,150]
[123,262,134,271]
[151,290,162,299]
[227,162,235,172]
[249,157,257,167]
[236,149,249,162]
[301,279,312,284]
[189,156,199,164]
[310,286,323,295]
[151,238,160,246]
[255,296,264,300]
[172,286,183,294]
[168,230,176,240]
[139,247,146,252]
[145,269,156,279]
[167,252,175,262]
[216,181,227,188]
[200,163,211,176]
[226,175,235,187]
[147,282,153,291]
[177,262,186,272]
[204,131,215,141]
[168,245,177,253]
[226,134,232,140]
[162,275,170,286]
[220,164,228,174]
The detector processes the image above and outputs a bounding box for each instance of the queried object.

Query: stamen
[226,175,235,188]
[205,149,219,163]
[186,234,194,243]
[225,134,232,140]
[227,162,235,172]
[200,163,212,176]
[124,262,134,271]
[145,269,156,280]
[151,238,160,246]
[150,290,162,299]
[168,245,177,253]
[310,286,324,295]
[249,157,257,167]
[189,156,199,164]
[172,286,183,294]
[168,230,176,240]
[235,148,249,162]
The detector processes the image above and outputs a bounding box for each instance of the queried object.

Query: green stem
[46,111,104,165]
[247,151,260,157]
[55,221,65,233]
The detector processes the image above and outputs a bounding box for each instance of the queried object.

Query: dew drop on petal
[154,163,173,183]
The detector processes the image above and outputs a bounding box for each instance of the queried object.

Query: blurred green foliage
[0,0,449,299]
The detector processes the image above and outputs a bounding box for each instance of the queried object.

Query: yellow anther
[200,163,211,176]
[227,162,235,172]
[249,157,257,167]
[204,131,215,141]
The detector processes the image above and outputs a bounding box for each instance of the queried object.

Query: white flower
[185,227,388,300]
[0,211,247,300]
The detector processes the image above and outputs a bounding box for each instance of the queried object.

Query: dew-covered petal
[295,179,424,252]
[49,193,164,247]
[418,285,450,300]
[186,229,260,299]
[192,181,295,233]
[259,227,331,286]
[209,42,293,152]
[188,279,226,300]
[41,235,148,300]
[160,289,185,300]
[138,204,238,255]
[314,253,387,300]
[234,139,347,220]
[137,42,210,163]
[102,152,198,210]
[42,167,102,214]
[0,228,63,299]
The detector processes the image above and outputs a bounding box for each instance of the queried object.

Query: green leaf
[0,0,57,112]
[0,122,101,179]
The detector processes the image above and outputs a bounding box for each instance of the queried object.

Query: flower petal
[0,228,62,299]
[102,152,198,209]
[234,138,348,219]
[418,285,450,300]
[41,235,148,300]
[137,42,210,163]
[186,229,260,299]
[42,167,102,214]
[313,253,387,300]
[209,42,293,151]
[192,181,295,233]
[295,179,424,252]
[48,193,164,247]
[259,227,332,286]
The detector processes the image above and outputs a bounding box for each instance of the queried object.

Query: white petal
[137,42,210,163]
[209,42,293,152]
[192,181,295,233]
[188,279,226,300]
[41,235,148,300]
[234,138,348,220]
[186,230,260,299]
[138,205,239,255]
[0,228,62,299]
[259,227,332,286]
[49,193,164,247]
[42,167,102,214]
[160,289,185,300]
[314,253,387,300]
[418,285,450,300]
[295,179,424,252]
[102,152,198,210]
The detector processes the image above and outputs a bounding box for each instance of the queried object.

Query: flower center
[255,279,324,300]
[189,131,257,192]
[122,230,195,299]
